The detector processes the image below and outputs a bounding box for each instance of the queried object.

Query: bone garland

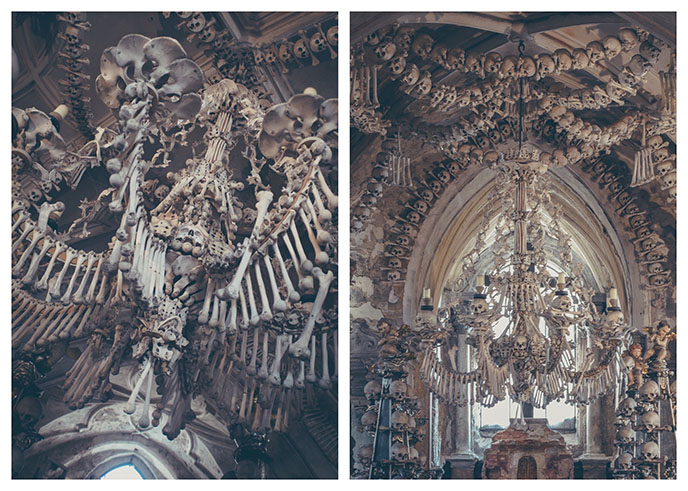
[56,12,96,139]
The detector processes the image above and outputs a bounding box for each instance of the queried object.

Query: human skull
[615,453,634,470]
[616,424,635,444]
[618,28,640,52]
[367,181,383,197]
[518,56,536,78]
[15,396,43,428]
[548,105,567,122]
[411,33,434,58]
[391,410,409,431]
[553,48,573,72]
[430,43,448,65]
[471,297,488,315]
[647,134,665,151]
[654,147,671,161]
[639,410,660,433]
[536,53,556,79]
[361,409,377,427]
[309,32,327,53]
[465,51,484,76]
[640,441,659,461]
[586,41,605,64]
[400,63,420,86]
[293,38,310,59]
[364,379,382,401]
[389,380,407,400]
[660,170,676,189]
[186,13,206,33]
[375,41,396,62]
[484,52,503,74]
[391,442,409,461]
[278,42,293,64]
[640,40,661,64]
[572,48,590,70]
[326,26,338,46]
[602,36,622,59]
[358,444,374,465]
[412,199,429,214]
[617,397,637,418]
[412,71,433,96]
[500,55,518,78]
[638,380,660,403]
[353,205,370,221]
[553,294,571,311]
[387,56,407,76]
[565,146,582,164]
[408,446,420,462]
[512,335,528,357]
[446,48,465,70]
[371,165,390,183]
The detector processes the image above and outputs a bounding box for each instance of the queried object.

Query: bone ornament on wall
[12,30,338,448]
[352,320,440,479]
[612,325,676,479]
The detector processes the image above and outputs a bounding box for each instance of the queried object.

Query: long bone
[319,331,331,388]
[21,237,54,285]
[247,328,261,376]
[218,190,273,300]
[197,278,215,324]
[71,252,96,304]
[258,329,270,380]
[283,344,295,388]
[306,335,317,383]
[130,223,150,284]
[208,294,220,328]
[12,229,45,276]
[311,181,332,222]
[305,196,330,244]
[254,261,272,321]
[60,251,87,304]
[298,207,329,265]
[289,219,314,272]
[268,334,286,385]
[228,297,239,333]
[12,298,41,332]
[238,328,249,367]
[264,254,287,312]
[249,381,263,430]
[273,241,300,302]
[138,365,154,428]
[39,305,79,345]
[259,387,279,431]
[95,272,109,304]
[283,232,313,290]
[72,304,97,338]
[47,248,77,302]
[153,244,167,301]
[124,356,153,414]
[316,168,338,211]
[11,211,29,235]
[238,285,249,328]
[24,305,62,350]
[244,270,260,326]
[142,240,161,302]
[12,221,35,255]
[288,268,334,358]
[295,360,306,389]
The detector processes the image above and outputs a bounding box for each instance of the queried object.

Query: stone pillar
[446,330,477,478]
[576,331,610,478]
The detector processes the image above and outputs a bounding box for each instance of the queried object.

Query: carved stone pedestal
[482,418,573,479]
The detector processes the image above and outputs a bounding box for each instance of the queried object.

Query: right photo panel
[350,12,676,479]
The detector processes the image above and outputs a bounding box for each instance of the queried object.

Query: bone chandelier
[12,30,338,451]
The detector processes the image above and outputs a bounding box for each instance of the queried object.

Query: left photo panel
[12,12,338,479]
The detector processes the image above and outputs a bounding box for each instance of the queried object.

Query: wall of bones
[12,12,338,479]
[350,12,675,479]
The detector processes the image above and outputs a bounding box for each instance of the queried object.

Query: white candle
[52,104,69,119]
[558,272,565,285]
[609,287,618,300]
[423,288,431,299]
[476,274,484,288]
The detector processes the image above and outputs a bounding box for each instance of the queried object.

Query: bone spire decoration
[12,31,338,453]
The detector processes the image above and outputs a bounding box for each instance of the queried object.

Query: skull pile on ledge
[11,32,338,452]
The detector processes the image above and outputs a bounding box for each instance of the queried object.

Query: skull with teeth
[375,42,396,62]
[364,379,382,402]
[471,297,489,315]
[387,56,407,76]
[638,380,660,403]
[391,410,409,431]
[446,48,465,70]
[586,41,605,64]
[640,441,659,461]
[602,36,622,59]
[411,33,434,59]
[391,442,409,461]
[615,453,634,470]
[553,48,573,72]
[572,48,590,70]
[360,410,377,427]
[618,28,640,52]
[616,397,638,418]
[512,335,529,359]
[639,410,660,433]
[309,32,327,53]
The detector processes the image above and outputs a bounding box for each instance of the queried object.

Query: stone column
[446,328,477,478]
